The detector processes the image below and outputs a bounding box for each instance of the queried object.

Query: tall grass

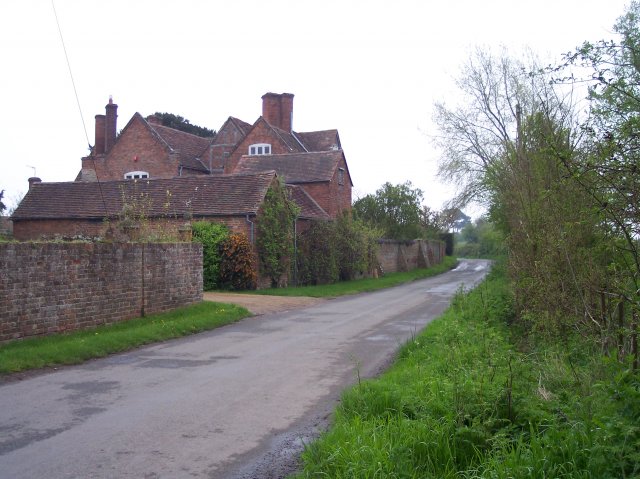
[292,263,640,478]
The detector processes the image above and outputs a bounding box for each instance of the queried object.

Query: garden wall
[0,242,202,343]
[377,239,446,274]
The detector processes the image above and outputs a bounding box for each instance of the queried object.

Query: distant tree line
[153,112,216,138]
[352,181,470,241]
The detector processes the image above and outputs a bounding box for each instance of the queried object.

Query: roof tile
[13,172,277,220]
[234,151,343,183]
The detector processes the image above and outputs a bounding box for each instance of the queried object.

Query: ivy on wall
[256,179,300,288]
[191,221,229,290]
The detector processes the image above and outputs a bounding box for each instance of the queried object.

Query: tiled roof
[269,125,307,153]
[148,123,212,173]
[12,172,277,220]
[287,185,329,220]
[296,130,341,152]
[228,117,252,136]
[234,151,343,183]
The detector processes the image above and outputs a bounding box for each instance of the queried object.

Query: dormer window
[124,171,149,180]
[249,143,271,155]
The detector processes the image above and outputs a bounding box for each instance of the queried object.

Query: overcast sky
[0,0,630,215]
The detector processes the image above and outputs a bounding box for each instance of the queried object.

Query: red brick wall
[225,120,291,173]
[13,219,107,241]
[12,216,253,242]
[207,121,247,170]
[0,242,202,343]
[83,117,176,181]
[298,171,351,219]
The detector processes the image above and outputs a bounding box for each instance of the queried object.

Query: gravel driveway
[202,292,325,315]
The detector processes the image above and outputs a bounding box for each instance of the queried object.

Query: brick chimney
[105,96,118,152]
[262,92,294,132]
[146,114,162,126]
[94,114,106,154]
[28,177,42,190]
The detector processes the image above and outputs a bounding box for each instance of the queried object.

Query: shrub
[296,212,379,285]
[335,212,378,281]
[296,221,338,285]
[191,221,229,290]
[219,233,257,290]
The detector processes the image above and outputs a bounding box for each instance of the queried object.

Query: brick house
[12,172,327,241]
[77,93,352,219]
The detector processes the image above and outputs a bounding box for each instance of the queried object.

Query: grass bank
[0,301,249,375]
[252,256,459,298]
[292,263,640,478]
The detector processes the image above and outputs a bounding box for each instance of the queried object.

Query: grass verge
[0,301,249,375]
[292,262,640,478]
[251,256,459,298]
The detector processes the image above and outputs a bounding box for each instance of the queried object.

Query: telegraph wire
[51,0,108,215]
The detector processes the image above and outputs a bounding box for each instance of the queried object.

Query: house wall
[82,117,177,181]
[0,242,202,343]
[225,120,293,174]
[13,218,107,241]
[298,174,351,219]
[208,121,247,170]
[377,239,446,274]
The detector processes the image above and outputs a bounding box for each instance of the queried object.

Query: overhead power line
[51,0,108,216]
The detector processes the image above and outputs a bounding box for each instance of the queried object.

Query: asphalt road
[0,259,491,479]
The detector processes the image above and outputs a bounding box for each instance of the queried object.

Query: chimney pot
[28,177,42,190]
[105,97,118,152]
[94,114,106,154]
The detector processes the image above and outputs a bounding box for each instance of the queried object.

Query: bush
[296,221,338,285]
[335,213,378,281]
[219,233,257,290]
[296,213,379,285]
[191,221,229,290]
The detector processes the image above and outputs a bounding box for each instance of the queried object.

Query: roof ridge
[290,131,309,152]
[152,122,215,141]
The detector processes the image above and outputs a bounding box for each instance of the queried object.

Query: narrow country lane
[0,259,491,479]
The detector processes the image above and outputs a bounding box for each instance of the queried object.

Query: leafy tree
[457,218,506,258]
[555,1,640,319]
[353,181,424,240]
[0,190,5,214]
[419,206,445,238]
[153,112,216,138]
[434,47,608,336]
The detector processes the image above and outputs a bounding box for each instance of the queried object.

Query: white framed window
[249,143,271,155]
[124,171,149,179]
[338,167,345,185]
